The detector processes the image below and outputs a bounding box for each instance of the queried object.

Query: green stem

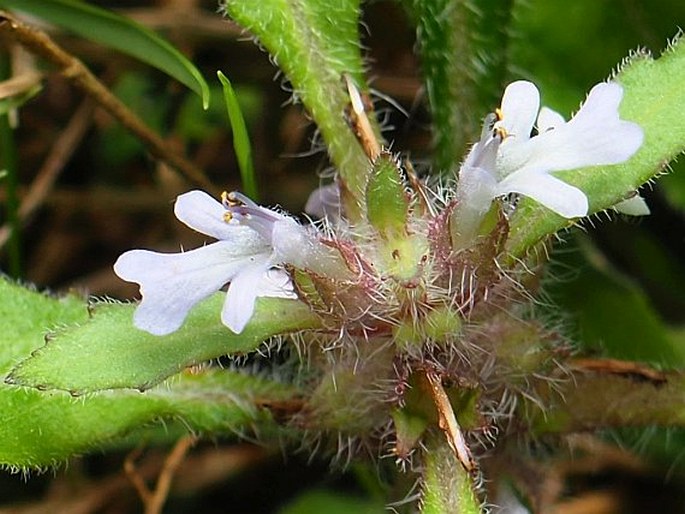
[421,433,482,514]
[0,49,21,278]
[403,0,513,174]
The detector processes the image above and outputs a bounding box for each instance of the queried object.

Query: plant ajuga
[115,79,643,480]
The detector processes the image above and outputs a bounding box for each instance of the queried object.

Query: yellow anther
[492,108,509,139]
[221,190,243,208]
[223,211,233,223]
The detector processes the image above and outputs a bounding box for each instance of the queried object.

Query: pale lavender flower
[304,182,341,220]
[114,190,305,335]
[453,80,644,244]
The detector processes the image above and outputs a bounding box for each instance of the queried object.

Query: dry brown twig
[0,443,267,514]
[422,369,477,473]
[124,436,197,514]
[0,11,215,192]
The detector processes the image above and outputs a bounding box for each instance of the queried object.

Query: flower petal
[270,218,318,270]
[452,164,500,245]
[571,82,624,127]
[499,81,540,140]
[537,107,565,132]
[256,268,297,299]
[221,261,270,333]
[457,164,499,217]
[174,190,263,244]
[114,241,267,335]
[563,81,644,164]
[496,171,588,218]
[500,83,643,176]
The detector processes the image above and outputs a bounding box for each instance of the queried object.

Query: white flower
[114,190,304,335]
[453,80,644,244]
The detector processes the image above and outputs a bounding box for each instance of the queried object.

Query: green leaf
[8,293,320,393]
[0,0,210,108]
[403,0,514,173]
[0,278,297,468]
[1,369,290,469]
[506,38,685,259]
[218,71,258,199]
[421,434,482,514]
[222,0,372,221]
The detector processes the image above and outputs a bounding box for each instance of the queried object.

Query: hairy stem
[403,0,513,173]
[421,433,482,514]
[530,367,685,434]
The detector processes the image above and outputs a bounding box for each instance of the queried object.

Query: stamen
[492,107,509,139]
[480,113,497,141]
[220,192,287,242]
[222,191,244,209]
[228,191,259,208]
[495,126,508,139]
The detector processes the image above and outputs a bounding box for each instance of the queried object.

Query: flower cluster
[452,80,644,246]
[115,79,644,338]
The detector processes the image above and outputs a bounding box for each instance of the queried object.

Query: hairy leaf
[0,370,291,469]
[403,0,514,173]
[221,0,373,220]
[7,289,320,393]
[531,371,685,434]
[0,278,298,468]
